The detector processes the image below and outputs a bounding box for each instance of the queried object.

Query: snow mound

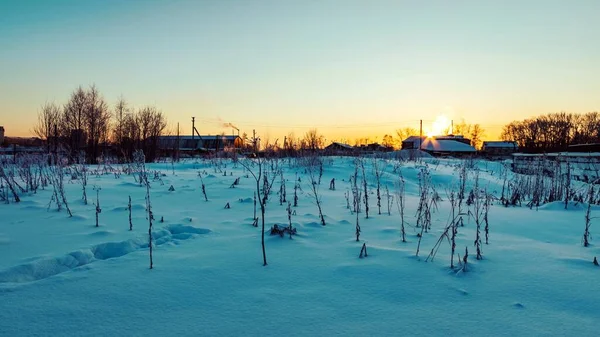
[0,224,210,284]
[538,201,586,211]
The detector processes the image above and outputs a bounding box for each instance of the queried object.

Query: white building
[401,135,476,156]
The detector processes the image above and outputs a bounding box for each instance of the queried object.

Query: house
[401,136,425,150]
[482,141,518,157]
[402,135,476,156]
[365,143,393,152]
[157,135,243,155]
[567,143,600,153]
[324,142,355,155]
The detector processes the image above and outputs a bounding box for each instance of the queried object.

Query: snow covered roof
[403,135,468,142]
[483,141,517,148]
[402,136,425,143]
[158,135,240,141]
[327,142,354,149]
[420,138,476,153]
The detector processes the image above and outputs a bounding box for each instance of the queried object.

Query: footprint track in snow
[0,224,210,284]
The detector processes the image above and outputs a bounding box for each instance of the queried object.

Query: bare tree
[84,85,111,164]
[302,129,324,152]
[395,127,418,145]
[61,86,87,159]
[33,102,61,154]
[136,106,167,162]
[470,124,485,150]
[113,96,129,157]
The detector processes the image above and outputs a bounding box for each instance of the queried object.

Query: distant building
[402,135,476,156]
[157,135,243,155]
[0,126,4,145]
[324,142,355,154]
[567,143,600,153]
[364,143,393,152]
[482,141,518,157]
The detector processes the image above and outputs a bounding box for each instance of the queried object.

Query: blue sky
[1,0,599,142]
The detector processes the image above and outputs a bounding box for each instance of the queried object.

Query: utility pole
[419,119,423,150]
[191,117,195,140]
[253,129,257,154]
[176,122,180,162]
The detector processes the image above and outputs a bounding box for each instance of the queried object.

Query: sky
[1,0,600,144]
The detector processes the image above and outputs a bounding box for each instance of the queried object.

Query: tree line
[501,112,600,152]
[34,85,167,163]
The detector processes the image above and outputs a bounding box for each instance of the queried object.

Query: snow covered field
[1,156,598,336]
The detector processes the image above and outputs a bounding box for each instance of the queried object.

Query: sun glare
[427,115,451,137]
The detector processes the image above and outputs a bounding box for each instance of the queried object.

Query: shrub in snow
[306,156,326,227]
[359,158,369,219]
[470,172,484,260]
[293,173,299,207]
[240,156,281,266]
[75,153,89,205]
[350,160,362,215]
[286,202,295,239]
[359,243,368,258]
[355,200,361,242]
[199,174,208,201]
[583,185,594,247]
[135,150,154,269]
[385,186,392,216]
[252,192,258,227]
[279,172,286,206]
[372,158,384,215]
[415,166,439,257]
[94,186,102,227]
[594,257,599,266]
[458,246,469,273]
[394,172,407,243]
[0,160,20,203]
[427,190,461,269]
[345,190,350,209]
[47,157,72,217]
[14,154,45,195]
[270,223,296,238]
[484,191,492,245]
[128,195,133,231]
[230,177,240,188]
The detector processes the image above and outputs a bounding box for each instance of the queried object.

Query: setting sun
[426,115,452,137]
